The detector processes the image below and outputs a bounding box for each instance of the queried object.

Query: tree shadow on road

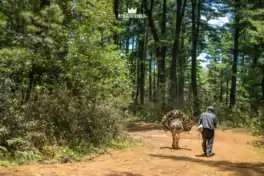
[149,154,264,176]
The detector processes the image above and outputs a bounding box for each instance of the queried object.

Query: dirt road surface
[0,122,264,176]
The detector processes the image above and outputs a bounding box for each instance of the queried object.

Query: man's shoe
[206,153,213,157]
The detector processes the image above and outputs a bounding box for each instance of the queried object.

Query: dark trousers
[202,128,214,155]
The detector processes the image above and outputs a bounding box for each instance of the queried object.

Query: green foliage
[132,101,164,122]
[0,160,16,167]
[247,117,263,135]
[6,138,31,151]
[0,0,134,163]
[0,146,7,153]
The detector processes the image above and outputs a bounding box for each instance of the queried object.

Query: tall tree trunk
[126,37,130,54]
[135,51,140,105]
[131,55,135,101]
[139,2,147,104]
[230,0,240,108]
[149,55,152,101]
[161,0,167,62]
[170,0,187,106]
[220,57,223,102]
[132,35,135,51]
[153,60,157,102]
[261,76,264,127]
[242,33,247,73]
[127,37,134,100]
[178,17,186,106]
[131,36,136,101]
[160,0,167,108]
[261,76,264,104]
[139,38,145,104]
[25,0,51,103]
[241,33,246,98]
[40,0,50,8]
[113,0,119,46]
[191,0,201,117]
[144,0,164,107]
[226,80,229,106]
[214,55,218,101]
[135,34,140,105]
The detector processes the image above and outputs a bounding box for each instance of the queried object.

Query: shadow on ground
[103,171,143,176]
[195,153,216,157]
[0,173,10,176]
[149,154,264,176]
[126,122,161,132]
[159,147,191,151]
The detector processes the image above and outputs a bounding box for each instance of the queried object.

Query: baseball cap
[208,106,214,111]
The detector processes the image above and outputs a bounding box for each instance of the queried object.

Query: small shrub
[6,138,32,152]
[25,132,47,150]
[14,151,43,163]
[247,116,263,135]
[0,160,16,167]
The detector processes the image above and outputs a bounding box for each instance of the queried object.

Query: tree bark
[126,36,130,54]
[139,2,147,104]
[40,0,50,8]
[153,60,156,102]
[230,0,240,108]
[214,55,218,101]
[178,17,186,106]
[135,49,140,105]
[139,38,145,104]
[170,0,186,106]
[161,0,167,81]
[261,76,264,104]
[149,56,152,101]
[220,57,223,102]
[144,0,165,106]
[191,0,201,117]
[160,0,167,108]
[132,36,135,51]
[226,80,229,106]
[135,34,140,105]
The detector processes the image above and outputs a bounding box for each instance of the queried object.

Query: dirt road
[0,122,264,176]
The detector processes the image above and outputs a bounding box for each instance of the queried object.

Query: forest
[0,0,263,164]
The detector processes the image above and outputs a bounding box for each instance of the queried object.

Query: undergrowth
[0,136,141,167]
[251,136,264,149]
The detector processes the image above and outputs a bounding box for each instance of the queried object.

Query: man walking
[198,106,217,157]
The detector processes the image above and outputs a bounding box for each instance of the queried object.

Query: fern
[0,146,7,152]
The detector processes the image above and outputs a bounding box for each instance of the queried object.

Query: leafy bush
[0,0,134,164]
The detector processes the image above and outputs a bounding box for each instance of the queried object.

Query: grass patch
[0,136,141,167]
[218,121,254,134]
[251,137,264,148]
[250,137,264,156]
[0,160,17,167]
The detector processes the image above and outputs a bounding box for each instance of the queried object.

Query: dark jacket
[198,112,217,130]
